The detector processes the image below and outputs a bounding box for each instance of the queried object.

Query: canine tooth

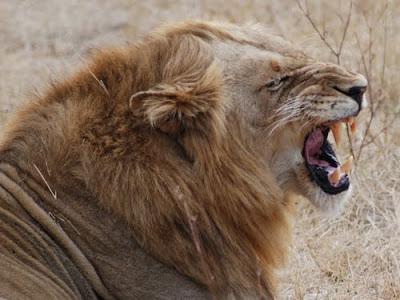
[350,118,357,134]
[347,117,355,126]
[341,156,353,175]
[329,167,341,185]
[329,122,342,148]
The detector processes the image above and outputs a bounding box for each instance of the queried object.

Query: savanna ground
[1,0,399,299]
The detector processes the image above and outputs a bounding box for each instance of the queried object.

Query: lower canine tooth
[329,167,341,185]
[341,156,353,175]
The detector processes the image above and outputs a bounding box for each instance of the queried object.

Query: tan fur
[0,21,366,299]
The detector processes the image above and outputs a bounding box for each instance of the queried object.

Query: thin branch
[337,0,353,65]
[372,90,386,117]
[296,0,353,65]
[360,111,400,149]
[381,4,389,86]
[296,0,337,58]
[354,34,373,166]
[345,124,356,162]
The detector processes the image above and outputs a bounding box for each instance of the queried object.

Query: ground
[1,0,399,298]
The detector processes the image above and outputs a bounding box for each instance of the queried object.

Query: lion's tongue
[304,128,354,186]
[304,129,331,167]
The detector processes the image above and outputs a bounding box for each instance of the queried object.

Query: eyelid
[264,75,290,91]
[265,77,280,88]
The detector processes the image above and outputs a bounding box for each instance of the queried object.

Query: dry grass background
[1,0,399,299]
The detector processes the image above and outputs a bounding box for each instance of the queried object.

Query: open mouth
[303,117,356,195]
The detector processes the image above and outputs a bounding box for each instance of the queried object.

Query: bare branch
[296,0,338,58]
[381,3,389,86]
[360,111,400,149]
[296,0,352,65]
[354,33,374,166]
[337,0,353,64]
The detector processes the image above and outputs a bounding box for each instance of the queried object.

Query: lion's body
[0,163,209,299]
[0,21,366,299]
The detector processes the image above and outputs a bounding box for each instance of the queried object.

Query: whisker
[267,95,309,135]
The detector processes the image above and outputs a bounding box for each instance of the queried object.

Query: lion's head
[131,21,367,214]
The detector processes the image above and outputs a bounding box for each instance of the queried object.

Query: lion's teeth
[346,117,357,134]
[329,167,341,185]
[350,118,357,134]
[341,156,353,175]
[329,122,342,148]
[346,117,353,125]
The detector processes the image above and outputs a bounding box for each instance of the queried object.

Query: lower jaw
[305,162,350,195]
[306,183,352,214]
[293,167,351,209]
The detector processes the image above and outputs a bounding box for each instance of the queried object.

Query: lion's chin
[293,166,352,216]
[305,182,352,216]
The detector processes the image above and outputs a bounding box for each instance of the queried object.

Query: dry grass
[1,0,399,298]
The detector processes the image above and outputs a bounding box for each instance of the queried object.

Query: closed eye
[280,75,290,82]
[264,75,290,91]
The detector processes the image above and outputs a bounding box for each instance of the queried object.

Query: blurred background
[1,0,399,298]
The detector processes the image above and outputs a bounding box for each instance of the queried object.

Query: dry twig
[72,45,110,96]
[296,0,352,65]
[33,163,57,200]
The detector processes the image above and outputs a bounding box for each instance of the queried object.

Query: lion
[0,21,367,299]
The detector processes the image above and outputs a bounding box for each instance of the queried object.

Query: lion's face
[210,23,367,213]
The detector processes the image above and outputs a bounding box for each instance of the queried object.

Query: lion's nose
[346,86,367,108]
[334,85,367,110]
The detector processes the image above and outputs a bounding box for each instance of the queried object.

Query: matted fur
[0,21,366,299]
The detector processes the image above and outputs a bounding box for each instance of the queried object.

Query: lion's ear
[129,62,226,136]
